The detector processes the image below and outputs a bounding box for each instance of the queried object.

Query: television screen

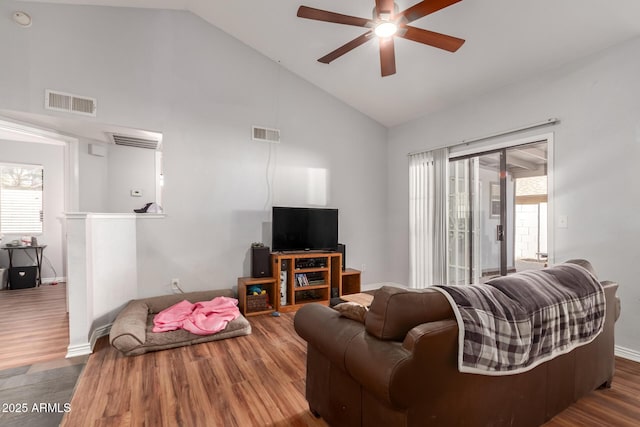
[272,206,338,252]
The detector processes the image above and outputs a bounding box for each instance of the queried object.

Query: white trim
[41,276,66,284]
[136,213,165,219]
[65,140,80,212]
[86,213,137,220]
[63,212,89,219]
[66,342,92,358]
[615,345,640,363]
[546,134,555,266]
[64,212,165,219]
[64,212,138,219]
[447,132,555,269]
[155,151,163,207]
[90,323,112,350]
[0,117,76,145]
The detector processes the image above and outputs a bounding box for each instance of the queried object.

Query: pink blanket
[152,296,240,335]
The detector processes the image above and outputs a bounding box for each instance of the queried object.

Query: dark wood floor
[544,356,640,426]
[61,310,640,426]
[0,283,69,370]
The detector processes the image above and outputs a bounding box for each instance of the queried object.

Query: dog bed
[109,289,251,356]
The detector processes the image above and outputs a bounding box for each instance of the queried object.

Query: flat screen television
[272,206,338,252]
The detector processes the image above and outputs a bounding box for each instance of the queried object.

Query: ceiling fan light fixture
[375,21,398,38]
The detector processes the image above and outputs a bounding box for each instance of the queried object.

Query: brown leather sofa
[294,260,620,426]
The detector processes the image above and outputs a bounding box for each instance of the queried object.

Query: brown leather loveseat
[294,260,620,426]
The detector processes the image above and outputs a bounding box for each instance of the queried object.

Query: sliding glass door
[448,141,548,284]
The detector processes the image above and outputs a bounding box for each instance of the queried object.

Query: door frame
[449,132,555,278]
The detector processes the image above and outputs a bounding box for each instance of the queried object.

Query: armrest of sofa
[294,304,366,372]
[109,300,149,354]
[365,286,454,341]
[345,318,459,408]
[601,281,620,321]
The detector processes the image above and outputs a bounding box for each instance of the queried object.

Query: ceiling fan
[297,0,465,77]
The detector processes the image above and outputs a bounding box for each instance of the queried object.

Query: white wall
[0,139,65,281]
[388,36,640,354]
[0,2,388,302]
[107,144,156,213]
[78,141,108,212]
[89,215,138,326]
[79,141,157,213]
[65,213,137,356]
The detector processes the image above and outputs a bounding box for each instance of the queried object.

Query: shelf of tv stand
[293,267,330,273]
[294,284,328,291]
[237,276,277,317]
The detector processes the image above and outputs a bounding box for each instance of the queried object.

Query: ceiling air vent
[45,89,97,116]
[252,126,280,143]
[109,133,160,150]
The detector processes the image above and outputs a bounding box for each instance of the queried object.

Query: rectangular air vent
[45,89,97,116]
[252,126,280,143]
[109,133,160,150]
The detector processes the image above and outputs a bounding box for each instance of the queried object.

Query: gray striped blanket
[433,263,605,375]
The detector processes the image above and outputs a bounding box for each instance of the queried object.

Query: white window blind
[0,164,43,234]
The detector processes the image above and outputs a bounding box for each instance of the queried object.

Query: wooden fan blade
[318,31,374,64]
[379,38,396,77]
[297,6,373,28]
[399,26,465,52]
[375,0,396,17]
[399,0,462,24]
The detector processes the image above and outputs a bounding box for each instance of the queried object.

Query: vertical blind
[0,164,43,234]
[408,148,449,288]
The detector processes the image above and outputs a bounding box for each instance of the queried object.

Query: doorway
[448,140,549,284]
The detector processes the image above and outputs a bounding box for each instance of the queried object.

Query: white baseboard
[41,276,67,284]
[90,323,112,350]
[66,343,92,358]
[615,345,640,363]
[65,324,112,358]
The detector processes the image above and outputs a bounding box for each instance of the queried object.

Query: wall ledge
[63,212,165,219]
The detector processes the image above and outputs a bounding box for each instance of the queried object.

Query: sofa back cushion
[365,286,454,341]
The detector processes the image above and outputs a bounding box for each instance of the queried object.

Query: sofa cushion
[365,286,454,341]
[334,302,368,323]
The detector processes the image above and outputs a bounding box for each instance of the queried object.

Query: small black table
[2,245,47,288]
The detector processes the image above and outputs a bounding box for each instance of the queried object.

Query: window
[0,164,43,234]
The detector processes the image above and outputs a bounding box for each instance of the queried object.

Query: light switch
[131,189,142,197]
[558,215,568,229]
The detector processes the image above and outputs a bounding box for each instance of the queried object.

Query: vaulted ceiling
[19,0,640,127]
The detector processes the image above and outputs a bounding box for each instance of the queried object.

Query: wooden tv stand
[237,251,361,315]
[273,251,360,313]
